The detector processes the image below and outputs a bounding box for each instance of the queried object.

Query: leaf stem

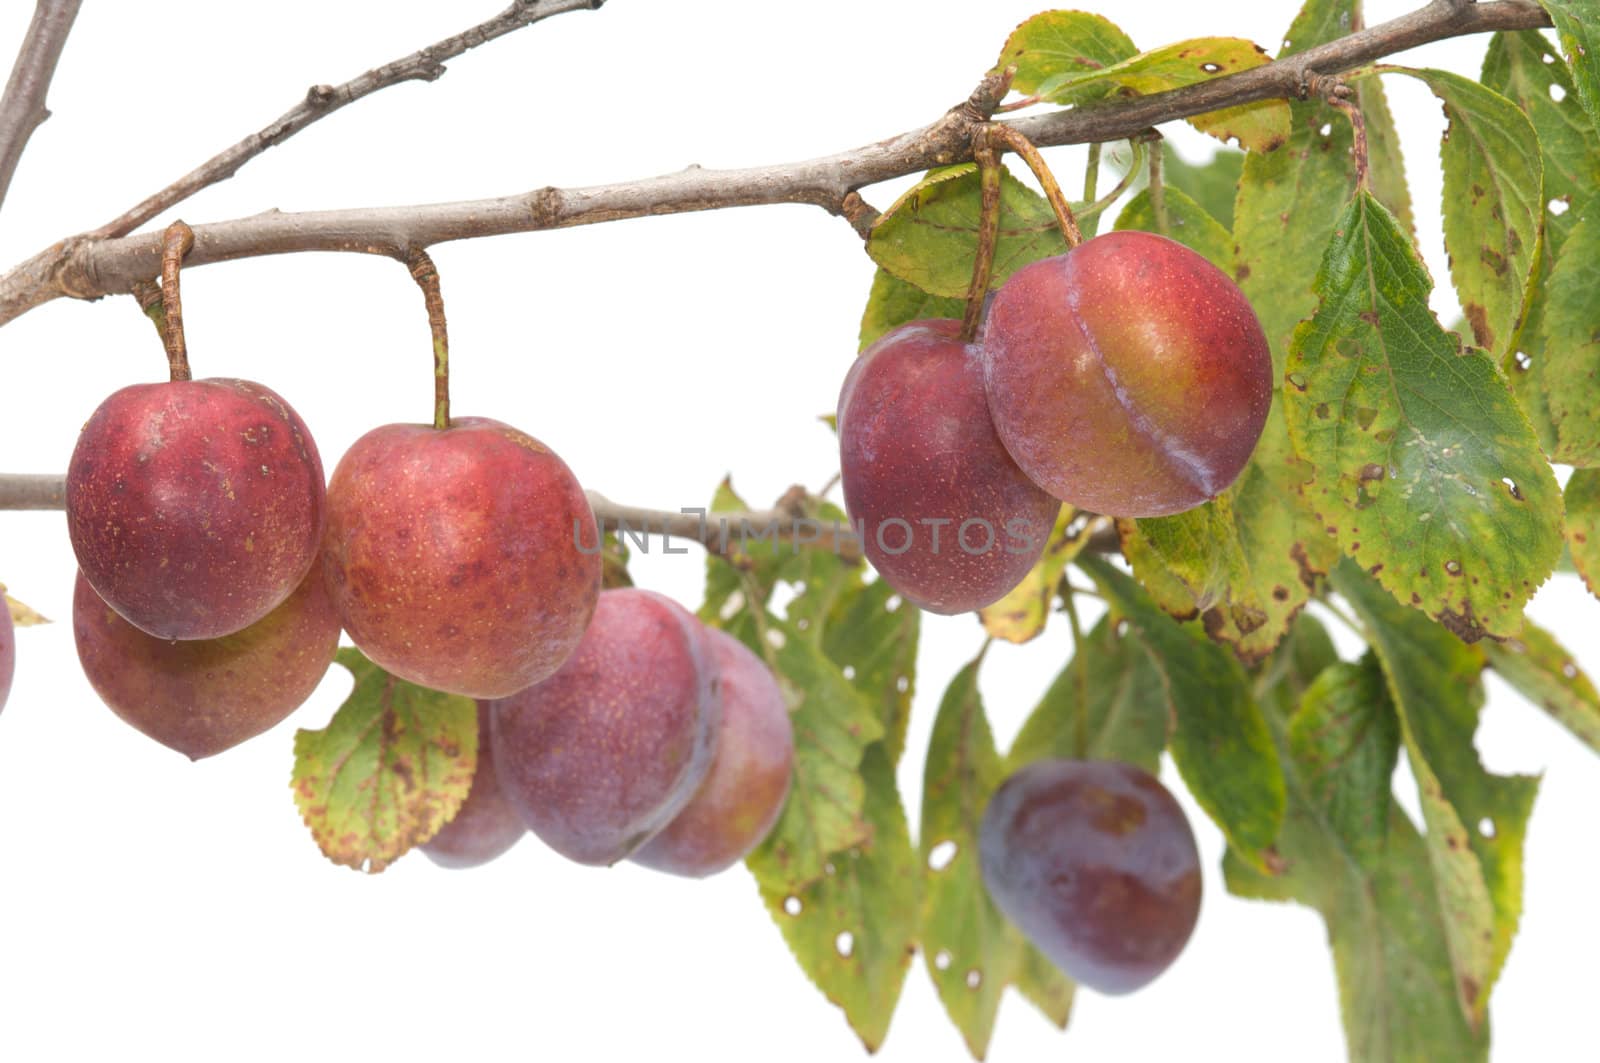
[406,249,451,430]
[1062,580,1090,759]
[159,221,194,382]
[1147,140,1169,235]
[986,124,1083,248]
[1081,142,1102,238]
[960,132,1004,342]
[1324,84,1370,193]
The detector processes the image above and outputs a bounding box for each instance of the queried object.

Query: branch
[87,0,605,242]
[0,0,1550,327]
[0,0,82,216]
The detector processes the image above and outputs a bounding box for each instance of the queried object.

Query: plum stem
[1147,139,1169,236]
[406,249,451,430]
[987,124,1083,248]
[1081,143,1102,238]
[159,221,194,382]
[960,133,1005,342]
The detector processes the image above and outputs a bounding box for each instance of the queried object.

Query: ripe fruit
[66,378,326,639]
[632,625,793,877]
[0,598,13,716]
[490,588,720,866]
[422,702,527,869]
[321,417,599,699]
[979,758,1202,995]
[838,319,1059,614]
[73,562,341,759]
[982,230,1272,517]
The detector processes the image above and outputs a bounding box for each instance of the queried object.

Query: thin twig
[0,0,1552,326]
[0,0,82,217]
[87,0,605,241]
[405,250,451,429]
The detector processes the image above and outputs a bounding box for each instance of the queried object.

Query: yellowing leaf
[4,593,49,627]
[292,648,477,874]
[977,506,1094,644]
[996,10,1137,96]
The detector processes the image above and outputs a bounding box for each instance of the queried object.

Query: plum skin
[422,702,527,870]
[490,588,721,867]
[982,230,1273,517]
[631,625,794,878]
[979,758,1202,995]
[66,378,326,640]
[72,562,341,760]
[838,319,1059,614]
[321,416,600,700]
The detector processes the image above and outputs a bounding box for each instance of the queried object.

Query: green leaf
[919,654,1023,1058]
[291,648,478,874]
[1483,616,1600,756]
[1542,212,1600,465]
[858,267,964,352]
[867,164,1068,299]
[1036,37,1290,152]
[977,505,1088,645]
[1011,946,1075,1029]
[1332,565,1539,1028]
[747,626,885,892]
[757,745,919,1053]
[1565,467,1600,598]
[821,579,920,764]
[1535,0,1600,131]
[1284,192,1563,641]
[1160,144,1243,229]
[1288,654,1400,871]
[1078,555,1285,863]
[1114,185,1233,270]
[1228,613,1490,1061]
[1380,69,1543,356]
[1009,614,1167,772]
[995,10,1138,97]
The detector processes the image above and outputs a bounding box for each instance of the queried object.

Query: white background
[0,1,1594,1060]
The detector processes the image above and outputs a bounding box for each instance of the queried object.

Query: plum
[490,588,720,866]
[632,625,793,877]
[66,378,325,639]
[838,319,1058,614]
[982,231,1272,517]
[73,562,341,759]
[979,758,1202,995]
[422,702,527,869]
[321,417,599,700]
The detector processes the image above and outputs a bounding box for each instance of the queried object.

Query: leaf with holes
[746,624,884,893]
[1009,614,1167,772]
[995,10,1138,97]
[1333,565,1538,1028]
[1114,185,1233,270]
[1228,616,1489,1062]
[822,579,921,764]
[1543,213,1600,466]
[1380,68,1543,357]
[1482,617,1600,757]
[1565,468,1600,598]
[1035,37,1289,151]
[757,745,919,1053]
[1284,192,1562,641]
[1288,654,1400,871]
[291,648,477,874]
[1079,555,1284,864]
[858,267,965,352]
[1535,0,1600,131]
[919,652,1025,1058]
[867,164,1069,299]
[977,505,1089,645]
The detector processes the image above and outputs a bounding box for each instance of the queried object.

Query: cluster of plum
[62,354,791,876]
[839,229,1268,992]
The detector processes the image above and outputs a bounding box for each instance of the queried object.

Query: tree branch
[85,0,605,242]
[0,0,1550,327]
[0,0,82,217]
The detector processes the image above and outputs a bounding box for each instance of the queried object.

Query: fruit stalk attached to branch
[159,221,195,382]
[405,249,452,430]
